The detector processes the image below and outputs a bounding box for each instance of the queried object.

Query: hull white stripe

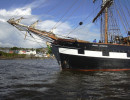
[59,48,130,59]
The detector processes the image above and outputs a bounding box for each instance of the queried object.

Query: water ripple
[0,59,130,100]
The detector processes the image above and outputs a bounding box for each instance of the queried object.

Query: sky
[0,0,129,48]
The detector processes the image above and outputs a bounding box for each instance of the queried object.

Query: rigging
[53,0,85,29]
[51,0,80,31]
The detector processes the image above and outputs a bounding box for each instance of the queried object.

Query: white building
[18,50,36,55]
[18,50,26,54]
[26,50,36,55]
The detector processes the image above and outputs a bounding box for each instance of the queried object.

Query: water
[0,59,130,100]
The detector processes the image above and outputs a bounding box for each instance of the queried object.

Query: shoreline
[0,57,55,60]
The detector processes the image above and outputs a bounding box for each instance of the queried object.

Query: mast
[103,0,108,43]
[93,0,113,43]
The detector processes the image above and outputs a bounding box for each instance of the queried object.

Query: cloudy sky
[0,0,128,48]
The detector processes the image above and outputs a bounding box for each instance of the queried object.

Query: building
[18,50,26,54]
[25,50,36,55]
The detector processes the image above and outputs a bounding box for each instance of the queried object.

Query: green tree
[10,47,19,50]
[36,49,40,53]
[47,45,52,54]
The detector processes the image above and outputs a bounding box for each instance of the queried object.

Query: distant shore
[0,56,54,60]
[0,51,54,60]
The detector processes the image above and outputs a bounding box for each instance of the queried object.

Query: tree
[10,47,19,50]
[47,45,52,54]
[36,49,40,53]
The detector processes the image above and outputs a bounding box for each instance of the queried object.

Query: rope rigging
[15,28,45,48]
[65,0,129,42]
[51,0,80,31]
[114,1,128,34]
[118,0,129,30]
[125,0,130,17]
[10,19,53,48]
[45,0,65,15]
[65,2,101,37]
[52,0,85,29]
[108,6,121,41]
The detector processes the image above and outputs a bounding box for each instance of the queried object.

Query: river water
[0,59,130,100]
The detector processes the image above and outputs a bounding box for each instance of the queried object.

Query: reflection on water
[0,59,130,100]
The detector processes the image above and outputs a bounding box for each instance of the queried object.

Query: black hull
[60,54,130,70]
[52,41,130,71]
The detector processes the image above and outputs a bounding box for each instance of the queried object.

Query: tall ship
[7,0,130,71]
